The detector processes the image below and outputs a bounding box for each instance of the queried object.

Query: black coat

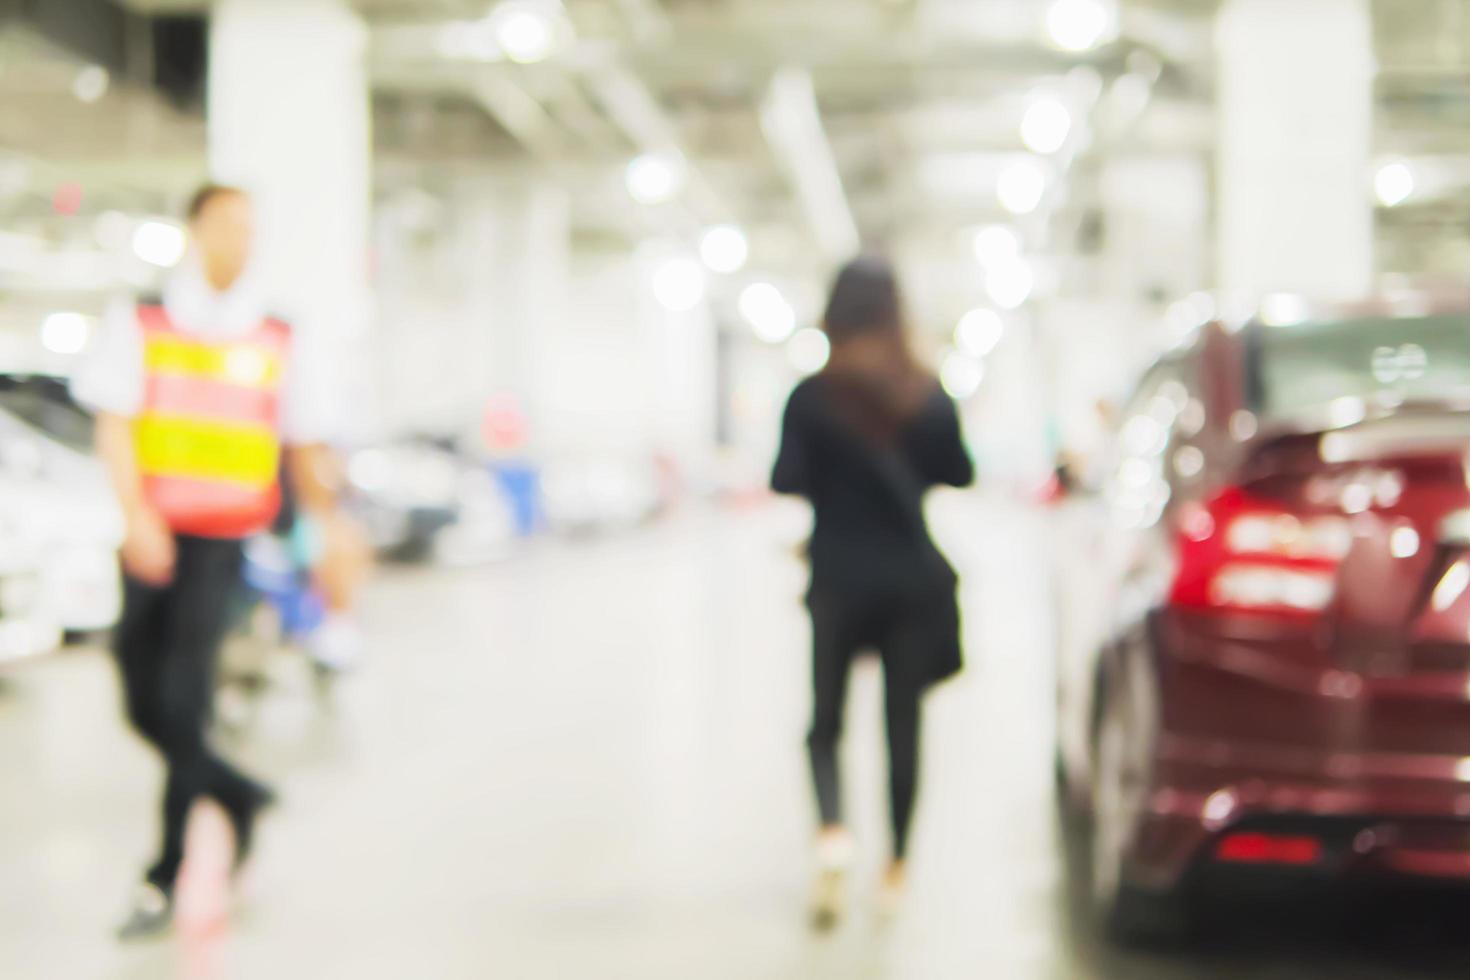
[771,375,974,685]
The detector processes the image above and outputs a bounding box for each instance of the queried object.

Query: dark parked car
[1057,312,1470,942]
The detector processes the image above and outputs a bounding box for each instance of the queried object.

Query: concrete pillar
[634,251,717,466]
[207,0,372,354]
[515,183,572,435]
[1217,0,1374,302]
[1099,155,1208,308]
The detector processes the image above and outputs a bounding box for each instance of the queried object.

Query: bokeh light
[699,225,749,274]
[786,327,830,373]
[997,158,1048,215]
[651,257,706,312]
[955,309,1005,358]
[740,282,797,343]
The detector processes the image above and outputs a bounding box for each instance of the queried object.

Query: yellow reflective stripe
[135,416,280,487]
[143,336,283,388]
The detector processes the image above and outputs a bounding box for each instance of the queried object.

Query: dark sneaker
[116,882,173,941]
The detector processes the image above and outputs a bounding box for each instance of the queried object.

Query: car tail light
[1215,832,1323,866]
[1170,487,1350,617]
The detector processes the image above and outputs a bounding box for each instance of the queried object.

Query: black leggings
[114,535,264,890]
[807,595,927,860]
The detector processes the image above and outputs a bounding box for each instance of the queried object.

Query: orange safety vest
[135,303,291,538]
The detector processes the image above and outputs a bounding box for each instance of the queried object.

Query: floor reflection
[3,499,1470,978]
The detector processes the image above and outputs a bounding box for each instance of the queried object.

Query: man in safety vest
[73,184,366,939]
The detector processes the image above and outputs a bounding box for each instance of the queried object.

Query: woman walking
[771,256,974,929]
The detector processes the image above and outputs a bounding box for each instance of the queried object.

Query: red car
[1056,310,1470,942]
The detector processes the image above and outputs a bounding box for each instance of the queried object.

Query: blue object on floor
[492,461,543,538]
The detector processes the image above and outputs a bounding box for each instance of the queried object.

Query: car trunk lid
[1241,414,1470,678]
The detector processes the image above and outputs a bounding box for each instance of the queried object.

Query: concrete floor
[4,496,1470,978]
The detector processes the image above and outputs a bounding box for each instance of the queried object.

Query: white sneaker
[815,830,855,871]
[810,830,855,932]
[811,871,846,932]
[876,864,907,922]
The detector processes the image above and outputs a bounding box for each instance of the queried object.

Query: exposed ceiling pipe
[375,26,682,238]
[1119,6,1215,74]
[579,58,727,223]
[612,0,673,46]
[374,6,723,228]
[760,67,860,263]
[470,70,567,162]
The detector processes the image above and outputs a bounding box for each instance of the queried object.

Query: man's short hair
[186,183,246,222]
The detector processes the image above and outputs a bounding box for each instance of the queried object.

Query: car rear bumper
[1131,737,1470,889]
[1132,610,1470,890]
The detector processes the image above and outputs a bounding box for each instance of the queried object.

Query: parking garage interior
[8,1,1470,977]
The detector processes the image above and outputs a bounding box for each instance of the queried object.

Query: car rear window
[0,375,94,452]
[1254,314,1470,420]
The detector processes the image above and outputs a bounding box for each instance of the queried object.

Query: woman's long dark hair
[819,256,935,443]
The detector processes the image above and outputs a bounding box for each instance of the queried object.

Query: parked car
[1056,312,1470,943]
[346,437,517,565]
[0,373,123,648]
[0,494,62,664]
[540,454,668,538]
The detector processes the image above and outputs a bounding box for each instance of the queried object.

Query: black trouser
[807,592,927,860]
[113,535,263,891]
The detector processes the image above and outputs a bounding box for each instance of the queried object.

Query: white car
[347,439,518,565]
[0,374,123,653]
[540,454,667,537]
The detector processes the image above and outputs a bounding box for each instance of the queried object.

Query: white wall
[371,177,718,469]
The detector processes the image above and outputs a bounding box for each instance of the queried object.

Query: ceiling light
[941,352,985,400]
[996,158,1048,215]
[41,312,90,355]
[651,257,706,312]
[740,282,797,343]
[972,225,1021,267]
[1046,0,1115,53]
[491,3,556,64]
[1021,98,1072,155]
[787,328,830,374]
[132,220,186,268]
[72,66,109,104]
[955,309,1005,358]
[699,224,748,274]
[985,258,1035,310]
[626,153,685,205]
[1374,162,1414,208]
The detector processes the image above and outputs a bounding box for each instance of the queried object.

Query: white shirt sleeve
[70,300,144,418]
[279,317,343,446]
